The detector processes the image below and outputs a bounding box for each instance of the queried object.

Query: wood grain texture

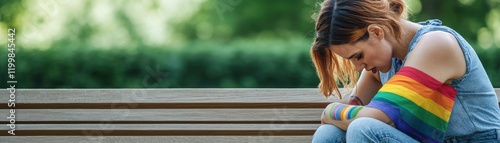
[1,88,497,103]
[0,124,320,136]
[1,103,330,109]
[0,120,320,124]
[0,136,312,143]
[0,88,350,103]
[0,88,497,138]
[0,130,316,136]
[0,109,321,122]
[1,124,320,130]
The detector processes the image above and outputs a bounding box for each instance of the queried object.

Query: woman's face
[329,28,393,73]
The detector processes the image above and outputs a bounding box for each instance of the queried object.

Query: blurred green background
[0,0,499,88]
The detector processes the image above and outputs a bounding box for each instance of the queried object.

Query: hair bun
[389,0,407,19]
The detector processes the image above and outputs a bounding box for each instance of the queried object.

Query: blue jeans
[312,117,418,143]
[312,117,500,143]
[443,129,500,143]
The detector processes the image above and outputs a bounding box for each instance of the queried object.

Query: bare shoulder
[404,31,466,83]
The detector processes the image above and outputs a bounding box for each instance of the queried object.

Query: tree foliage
[0,0,499,88]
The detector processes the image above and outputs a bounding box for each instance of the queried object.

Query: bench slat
[0,109,322,122]
[0,130,316,136]
[2,121,319,124]
[2,124,320,130]
[2,88,497,104]
[0,89,348,103]
[2,103,330,109]
[0,136,312,143]
[0,124,320,136]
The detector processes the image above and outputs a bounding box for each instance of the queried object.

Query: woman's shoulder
[403,31,466,84]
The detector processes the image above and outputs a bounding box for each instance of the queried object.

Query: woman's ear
[367,24,384,40]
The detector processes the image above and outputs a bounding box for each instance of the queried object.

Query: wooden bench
[1,88,499,143]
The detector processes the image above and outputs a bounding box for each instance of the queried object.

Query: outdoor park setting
[0,0,499,142]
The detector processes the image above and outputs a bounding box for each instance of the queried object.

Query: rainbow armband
[367,66,457,143]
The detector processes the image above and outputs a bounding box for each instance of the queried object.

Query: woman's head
[311,0,408,98]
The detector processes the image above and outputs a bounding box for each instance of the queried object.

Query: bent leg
[346,117,419,143]
[312,124,346,143]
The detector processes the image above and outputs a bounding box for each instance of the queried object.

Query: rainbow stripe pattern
[324,103,363,121]
[367,66,457,143]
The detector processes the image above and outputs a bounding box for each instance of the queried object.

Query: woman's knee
[347,117,381,136]
[347,117,418,143]
[312,124,346,143]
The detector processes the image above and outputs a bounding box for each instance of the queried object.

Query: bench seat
[1,88,499,143]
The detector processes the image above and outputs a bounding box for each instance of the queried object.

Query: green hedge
[476,47,500,87]
[1,38,499,88]
[0,38,319,88]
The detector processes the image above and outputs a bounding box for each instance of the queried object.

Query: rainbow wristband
[323,103,364,121]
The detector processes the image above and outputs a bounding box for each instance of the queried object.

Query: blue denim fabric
[379,19,500,141]
[444,129,500,143]
[312,124,347,143]
[312,118,419,143]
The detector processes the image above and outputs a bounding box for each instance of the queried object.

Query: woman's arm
[403,31,466,83]
[349,70,383,105]
[321,70,383,129]
[321,103,392,131]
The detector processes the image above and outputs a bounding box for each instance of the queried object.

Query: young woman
[309,0,500,142]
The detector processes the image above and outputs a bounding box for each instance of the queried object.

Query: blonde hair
[311,0,408,98]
